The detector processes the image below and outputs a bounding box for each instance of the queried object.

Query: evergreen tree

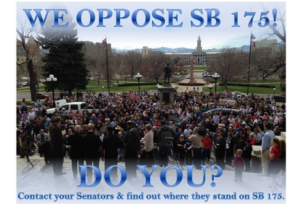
[35,13,88,94]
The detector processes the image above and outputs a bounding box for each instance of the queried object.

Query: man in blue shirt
[258,123,274,176]
[91,114,98,125]
[213,113,219,124]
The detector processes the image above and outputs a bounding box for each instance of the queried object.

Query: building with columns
[142,36,219,65]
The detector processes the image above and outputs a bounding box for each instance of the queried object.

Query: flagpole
[247,32,252,95]
[106,37,110,94]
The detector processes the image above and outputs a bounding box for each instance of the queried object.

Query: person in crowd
[36,129,50,164]
[49,117,66,175]
[243,139,253,172]
[278,139,286,187]
[232,149,244,182]
[177,134,186,164]
[258,123,274,176]
[103,125,122,179]
[225,132,235,165]
[140,124,154,167]
[251,127,262,145]
[68,125,84,179]
[82,123,102,182]
[188,127,203,169]
[157,121,176,167]
[214,133,226,169]
[268,138,281,190]
[124,121,140,180]
[202,133,212,163]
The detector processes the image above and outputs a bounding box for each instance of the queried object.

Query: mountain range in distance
[115,43,284,53]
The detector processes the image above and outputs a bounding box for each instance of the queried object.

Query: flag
[102,38,107,49]
[251,40,256,47]
[250,33,256,40]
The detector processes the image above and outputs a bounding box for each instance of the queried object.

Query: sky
[16,1,285,50]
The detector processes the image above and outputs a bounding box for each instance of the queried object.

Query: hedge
[117,81,175,86]
[178,83,205,86]
[219,83,276,88]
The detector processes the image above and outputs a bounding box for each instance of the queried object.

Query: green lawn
[17,84,158,93]
[87,85,157,92]
[225,79,281,84]
[202,84,282,94]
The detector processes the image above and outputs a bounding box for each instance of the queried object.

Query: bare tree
[262,6,286,91]
[209,47,247,89]
[123,50,142,79]
[141,51,172,83]
[16,20,39,101]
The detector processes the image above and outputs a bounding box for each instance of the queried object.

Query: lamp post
[273,87,276,96]
[46,74,57,108]
[212,73,220,94]
[208,84,213,94]
[134,72,142,93]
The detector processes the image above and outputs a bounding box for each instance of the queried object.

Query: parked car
[273,95,286,102]
[46,102,98,115]
[21,82,30,87]
[231,91,247,98]
[60,90,75,97]
[36,92,50,99]
[204,108,242,117]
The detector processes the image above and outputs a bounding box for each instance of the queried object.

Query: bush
[219,83,276,88]
[117,83,163,87]
[178,83,205,86]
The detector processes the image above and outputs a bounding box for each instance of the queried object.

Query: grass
[17,84,158,93]
[86,85,157,92]
[227,79,281,84]
[202,84,283,94]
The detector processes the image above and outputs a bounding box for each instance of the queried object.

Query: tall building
[81,41,112,58]
[165,35,219,65]
[142,46,152,59]
[196,35,202,52]
[253,38,277,52]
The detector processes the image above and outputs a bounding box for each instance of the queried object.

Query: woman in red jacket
[202,133,212,163]
[269,138,280,191]
[249,134,256,145]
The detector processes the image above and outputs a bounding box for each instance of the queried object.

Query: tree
[209,47,246,89]
[140,51,172,83]
[35,13,88,94]
[16,21,38,101]
[259,7,286,91]
[123,50,142,79]
[86,55,102,85]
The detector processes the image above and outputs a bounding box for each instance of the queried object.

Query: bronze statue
[164,63,172,83]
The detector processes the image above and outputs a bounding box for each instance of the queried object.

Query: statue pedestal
[158,83,175,104]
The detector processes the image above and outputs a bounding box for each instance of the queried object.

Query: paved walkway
[174,72,206,92]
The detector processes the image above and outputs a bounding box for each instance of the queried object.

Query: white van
[46,102,99,115]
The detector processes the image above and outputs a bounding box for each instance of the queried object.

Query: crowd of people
[16,90,286,188]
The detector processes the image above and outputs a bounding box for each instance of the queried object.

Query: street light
[212,73,220,94]
[134,72,143,93]
[273,87,276,96]
[46,74,57,108]
[208,84,213,94]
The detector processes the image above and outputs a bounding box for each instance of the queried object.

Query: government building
[142,36,219,65]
